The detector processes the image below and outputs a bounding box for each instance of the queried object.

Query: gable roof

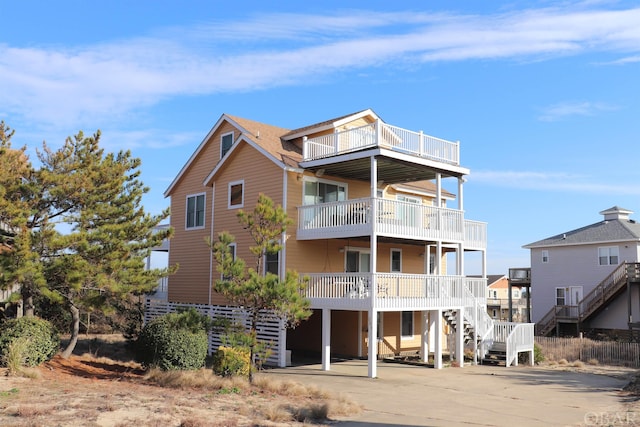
[164,114,298,197]
[523,207,640,249]
[282,109,378,140]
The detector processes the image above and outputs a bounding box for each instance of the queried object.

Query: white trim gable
[203,134,300,187]
[164,114,249,197]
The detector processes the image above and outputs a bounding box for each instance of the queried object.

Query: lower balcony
[303,272,487,311]
[297,197,486,249]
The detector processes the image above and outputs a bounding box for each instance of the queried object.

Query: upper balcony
[297,197,487,249]
[299,121,468,183]
[303,121,459,164]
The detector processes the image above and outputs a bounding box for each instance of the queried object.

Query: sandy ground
[0,336,639,427]
[264,359,640,427]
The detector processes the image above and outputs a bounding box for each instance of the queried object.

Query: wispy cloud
[538,101,618,121]
[471,170,640,195]
[1,4,639,139]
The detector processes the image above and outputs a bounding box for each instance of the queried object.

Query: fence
[145,298,285,366]
[535,336,640,368]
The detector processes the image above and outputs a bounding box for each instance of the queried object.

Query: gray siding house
[524,206,640,337]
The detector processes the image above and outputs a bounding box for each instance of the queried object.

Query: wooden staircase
[443,309,476,344]
[481,342,507,366]
[536,262,640,336]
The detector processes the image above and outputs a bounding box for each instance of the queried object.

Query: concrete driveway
[264,359,638,426]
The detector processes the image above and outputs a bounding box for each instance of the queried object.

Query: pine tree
[211,193,311,383]
[0,126,174,357]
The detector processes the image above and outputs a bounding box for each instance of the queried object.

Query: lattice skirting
[144,298,286,366]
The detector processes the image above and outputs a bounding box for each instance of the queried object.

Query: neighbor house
[524,206,640,337]
[153,109,534,376]
[485,275,529,322]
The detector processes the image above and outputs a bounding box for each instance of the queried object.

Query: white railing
[304,273,483,310]
[464,220,487,250]
[494,322,535,367]
[302,121,460,166]
[298,198,469,244]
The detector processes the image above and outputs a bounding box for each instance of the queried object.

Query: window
[228,180,244,208]
[221,132,234,158]
[598,246,619,266]
[401,311,414,338]
[542,250,549,263]
[186,193,205,229]
[555,287,565,306]
[303,179,346,204]
[222,243,236,280]
[265,251,279,276]
[391,249,402,272]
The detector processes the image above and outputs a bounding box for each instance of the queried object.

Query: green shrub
[533,342,544,364]
[0,317,59,367]
[136,309,209,370]
[212,346,250,377]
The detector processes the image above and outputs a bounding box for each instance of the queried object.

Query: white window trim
[390,248,402,273]
[542,250,549,264]
[185,192,206,230]
[598,246,619,266]
[401,311,414,340]
[220,131,234,158]
[228,180,244,209]
[301,176,348,204]
[396,194,421,203]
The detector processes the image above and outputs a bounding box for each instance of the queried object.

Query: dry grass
[0,334,362,426]
[588,358,600,365]
[572,360,585,368]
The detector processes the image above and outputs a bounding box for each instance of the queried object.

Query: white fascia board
[164,114,251,197]
[202,135,297,187]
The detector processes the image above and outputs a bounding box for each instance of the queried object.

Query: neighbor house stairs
[536,262,640,337]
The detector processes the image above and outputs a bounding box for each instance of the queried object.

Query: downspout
[208,182,215,306]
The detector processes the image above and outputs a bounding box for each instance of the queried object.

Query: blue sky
[2,1,639,275]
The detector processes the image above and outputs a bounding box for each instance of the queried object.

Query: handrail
[578,262,629,321]
[504,323,535,367]
[302,120,460,165]
[536,262,640,336]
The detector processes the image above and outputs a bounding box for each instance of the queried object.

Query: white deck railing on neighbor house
[303,273,486,311]
[302,121,460,166]
[298,198,487,248]
[493,322,535,367]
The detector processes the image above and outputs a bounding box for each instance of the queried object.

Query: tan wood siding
[168,120,260,304]
[209,142,284,303]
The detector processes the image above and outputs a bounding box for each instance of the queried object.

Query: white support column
[435,173,442,207]
[421,311,429,362]
[322,308,331,371]
[472,304,478,366]
[458,176,465,211]
[429,309,436,351]
[482,249,487,277]
[435,241,442,275]
[368,309,378,378]
[357,311,363,358]
[278,318,287,368]
[433,309,443,369]
[368,154,379,380]
[458,242,464,276]
[456,308,464,368]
